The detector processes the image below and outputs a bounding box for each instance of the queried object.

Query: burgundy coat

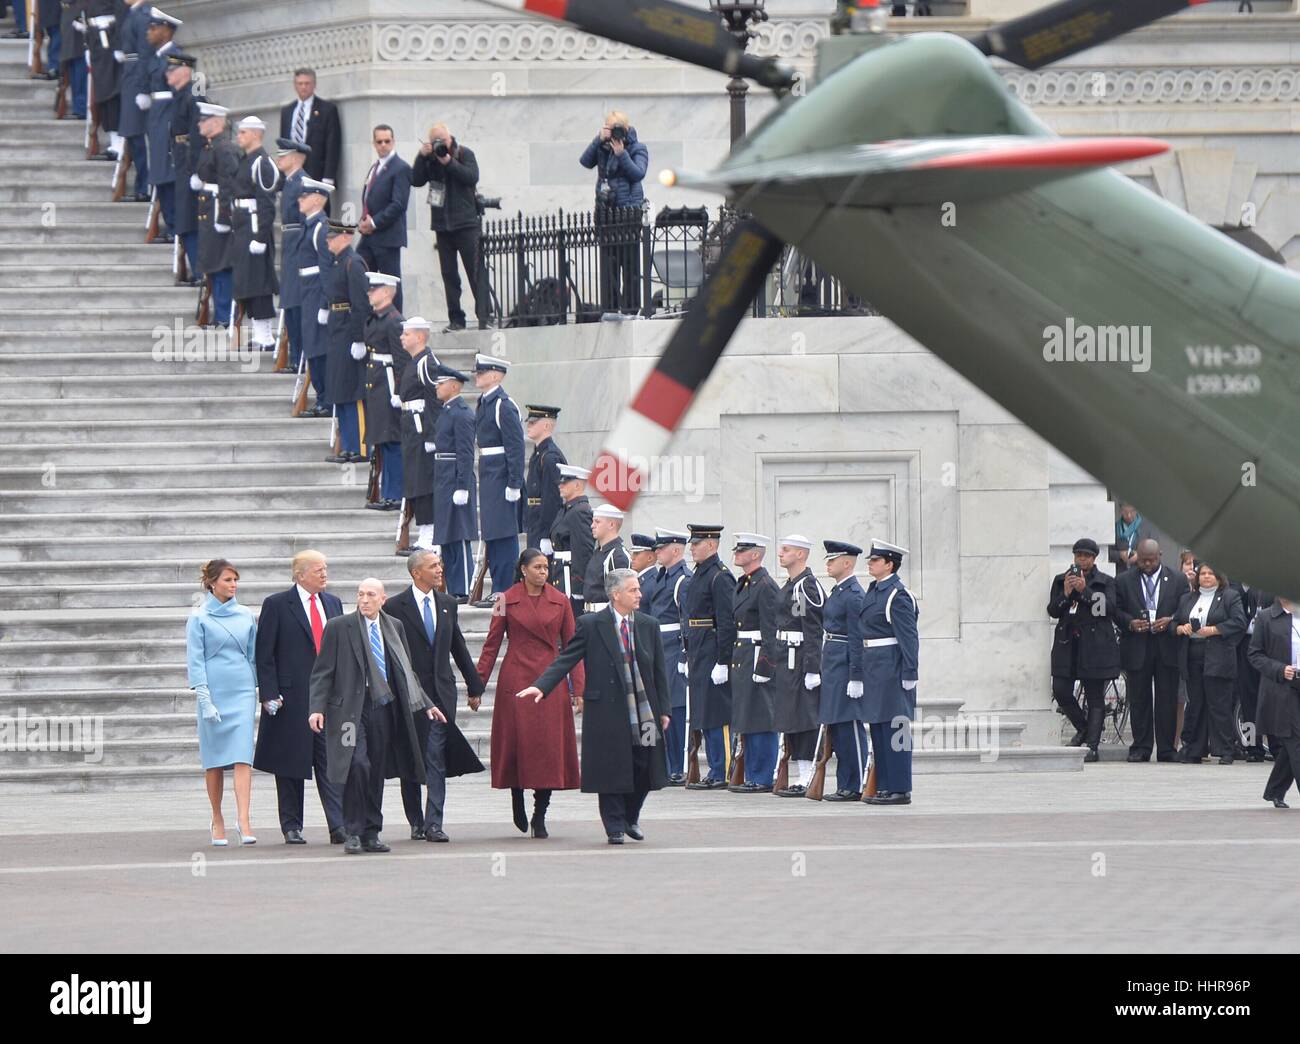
[477,582,583,790]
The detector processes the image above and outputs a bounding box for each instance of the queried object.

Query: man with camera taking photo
[412,122,491,332]
[580,110,649,314]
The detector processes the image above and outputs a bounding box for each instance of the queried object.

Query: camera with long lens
[609,124,627,143]
[475,193,501,216]
[433,140,450,159]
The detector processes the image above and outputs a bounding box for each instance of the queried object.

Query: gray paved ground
[2,763,1297,952]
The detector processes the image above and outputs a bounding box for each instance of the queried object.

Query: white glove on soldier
[847,680,864,699]
[504,487,520,502]
[249,240,267,255]
[710,664,729,686]
[453,489,469,507]
[136,93,151,110]
[539,539,553,555]
[902,679,917,691]
[390,394,402,408]
[213,222,230,233]
[189,173,202,192]
[423,441,436,453]
[350,342,366,360]
[114,50,125,62]
[752,673,770,684]
[804,673,820,691]
[677,661,687,676]
[317,308,328,325]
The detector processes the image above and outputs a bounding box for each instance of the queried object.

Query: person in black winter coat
[1047,537,1120,761]
[1174,563,1246,764]
[579,110,649,314]
[1248,596,1300,807]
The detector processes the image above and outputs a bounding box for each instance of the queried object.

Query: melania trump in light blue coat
[186,591,258,769]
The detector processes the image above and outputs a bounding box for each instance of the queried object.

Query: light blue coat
[186,594,258,769]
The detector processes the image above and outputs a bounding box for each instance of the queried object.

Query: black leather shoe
[471,598,497,609]
[666,773,685,786]
[775,784,807,797]
[1067,729,1085,747]
[283,829,306,845]
[1156,753,1177,763]
[395,546,416,557]
[625,824,644,841]
[300,403,329,418]
[730,781,772,794]
[424,828,449,842]
[365,500,386,510]
[607,833,624,845]
[1083,747,1100,763]
[823,789,861,802]
[325,453,352,463]
[380,499,402,511]
[1247,752,1266,763]
[330,828,347,844]
[442,323,466,333]
[867,791,911,805]
[361,838,391,853]
[685,777,727,791]
[1218,756,1234,766]
[1127,751,1149,763]
[409,825,425,841]
[1270,798,1290,809]
[343,835,363,854]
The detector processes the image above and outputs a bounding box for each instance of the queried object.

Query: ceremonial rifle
[111,138,130,202]
[773,732,790,793]
[27,3,44,78]
[273,308,289,371]
[805,724,833,801]
[728,733,745,787]
[290,355,310,416]
[195,274,211,327]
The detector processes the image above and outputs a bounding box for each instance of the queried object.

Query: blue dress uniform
[849,541,920,805]
[167,62,202,279]
[395,329,441,547]
[473,356,526,599]
[549,466,594,620]
[361,275,405,507]
[523,406,566,550]
[650,529,691,780]
[431,366,478,596]
[771,539,827,795]
[275,142,311,369]
[117,1,153,198]
[294,179,332,412]
[230,121,281,346]
[681,525,736,788]
[817,541,869,799]
[320,223,369,461]
[193,106,238,327]
[729,535,781,791]
[143,40,177,226]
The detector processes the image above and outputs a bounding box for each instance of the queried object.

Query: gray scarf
[614,612,656,747]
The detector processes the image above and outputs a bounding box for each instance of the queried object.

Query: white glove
[113,49,124,62]
[249,240,267,255]
[710,664,729,686]
[317,308,328,325]
[196,688,221,723]
[453,489,469,507]
[390,394,402,408]
[677,661,687,676]
[847,680,864,699]
[189,173,202,191]
[424,441,436,453]
[902,679,917,691]
[73,19,85,32]
[213,222,230,233]
[752,673,770,684]
[323,178,335,187]
[262,699,282,716]
[804,672,820,691]
[504,487,521,502]
[135,93,151,110]
[203,183,218,195]
[539,539,553,555]
[350,342,366,360]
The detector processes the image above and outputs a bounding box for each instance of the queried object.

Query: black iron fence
[479,203,875,328]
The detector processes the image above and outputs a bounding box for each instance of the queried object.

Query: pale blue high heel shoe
[232,822,257,846]
[210,820,228,848]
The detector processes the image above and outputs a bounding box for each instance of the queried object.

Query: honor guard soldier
[630,534,657,583]
[729,534,781,793]
[194,103,238,327]
[818,541,869,800]
[651,529,691,782]
[140,25,178,239]
[682,524,735,790]
[394,317,441,553]
[772,534,826,797]
[849,540,920,806]
[431,364,478,598]
[549,464,594,618]
[320,221,369,464]
[584,504,631,614]
[473,354,526,604]
[362,271,405,510]
[294,177,332,416]
[167,50,202,282]
[117,0,153,201]
[85,0,123,159]
[231,115,281,350]
[524,404,566,553]
[274,137,312,368]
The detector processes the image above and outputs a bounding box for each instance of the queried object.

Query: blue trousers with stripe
[743,731,778,785]
[869,719,913,795]
[830,720,869,793]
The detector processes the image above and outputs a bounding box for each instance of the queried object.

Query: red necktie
[309,593,324,654]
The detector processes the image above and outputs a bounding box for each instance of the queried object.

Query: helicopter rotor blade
[972,0,1210,70]
[590,220,785,510]
[477,0,797,90]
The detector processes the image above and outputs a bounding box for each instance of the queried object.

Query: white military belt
[480,446,505,456]
[434,453,457,461]
[234,198,257,211]
[777,630,804,644]
[401,399,425,411]
[553,551,572,562]
[299,265,320,276]
[824,632,848,642]
[151,90,171,100]
[659,623,680,633]
[584,601,609,613]
[736,630,762,642]
[369,352,393,364]
[123,53,139,61]
[863,637,898,648]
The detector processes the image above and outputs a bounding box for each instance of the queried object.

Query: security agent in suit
[818,541,869,800]
[280,68,341,203]
[1047,536,1121,762]
[384,550,486,841]
[274,138,311,367]
[473,354,526,603]
[728,534,782,793]
[681,524,736,789]
[550,465,595,619]
[523,404,567,553]
[519,568,671,844]
[771,535,826,796]
[1112,538,1183,762]
[849,540,920,806]
[294,177,333,416]
[321,220,370,463]
[1248,596,1300,807]
[357,124,412,312]
[308,578,443,853]
[430,364,478,596]
[253,551,345,843]
[650,529,691,782]
[361,272,405,509]
[584,504,632,614]
[1230,579,1266,761]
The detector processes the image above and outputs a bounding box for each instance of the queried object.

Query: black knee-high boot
[511,788,528,833]
[531,789,552,839]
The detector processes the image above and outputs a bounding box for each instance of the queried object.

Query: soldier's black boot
[511,788,528,833]
[531,790,552,839]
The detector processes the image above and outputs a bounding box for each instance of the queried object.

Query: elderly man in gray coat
[309,578,444,853]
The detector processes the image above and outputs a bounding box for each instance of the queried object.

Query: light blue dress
[186,594,258,769]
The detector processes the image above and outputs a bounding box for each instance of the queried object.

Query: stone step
[0,245,171,270]
[0,181,138,203]
[0,225,175,246]
[4,392,300,421]
[0,79,58,105]
[0,482,375,515]
[0,437,334,467]
[0,284,197,308]
[0,506,393,539]
[0,460,352,491]
[1,308,201,331]
[0,688,187,716]
[0,140,100,162]
[0,330,201,355]
[0,117,115,141]
[0,351,267,377]
[0,162,127,191]
[0,552,412,587]
[0,532,403,568]
[8,371,296,398]
[0,264,174,288]
[0,736,201,768]
[0,416,329,445]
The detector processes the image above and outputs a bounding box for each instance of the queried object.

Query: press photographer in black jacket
[412,122,490,332]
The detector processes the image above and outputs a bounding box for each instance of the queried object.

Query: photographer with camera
[412,122,491,332]
[580,110,649,314]
[1047,537,1120,762]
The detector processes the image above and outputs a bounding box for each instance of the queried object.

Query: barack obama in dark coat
[1248,597,1300,807]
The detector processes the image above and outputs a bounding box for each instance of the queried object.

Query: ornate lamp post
[709,0,769,147]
